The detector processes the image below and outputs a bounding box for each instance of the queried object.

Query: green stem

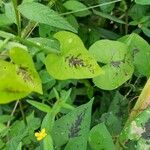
[21,21,38,38]
[7,100,19,128]
[127,77,150,123]
[60,0,121,16]
[11,0,21,37]
[19,101,27,125]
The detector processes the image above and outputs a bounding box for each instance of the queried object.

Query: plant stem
[21,21,38,38]
[60,0,121,16]
[19,101,27,125]
[11,0,21,37]
[127,77,150,123]
[7,100,19,127]
[125,11,128,35]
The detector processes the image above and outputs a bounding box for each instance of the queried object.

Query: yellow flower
[35,128,47,141]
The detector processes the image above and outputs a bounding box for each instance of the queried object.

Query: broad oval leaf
[119,33,150,77]
[89,40,128,63]
[0,47,42,104]
[18,2,77,33]
[45,31,102,80]
[89,40,134,90]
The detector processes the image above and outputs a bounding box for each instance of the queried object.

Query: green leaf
[128,4,149,20]
[98,0,115,13]
[39,70,54,84]
[16,142,22,150]
[0,47,42,104]
[9,47,42,94]
[18,2,77,33]
[135,0,150,5]
[66,15,79,31]
[7,112,40,150]
[0,59,30,103]
[63,0,91,17]
[43,135,54,150]
[89,40,134,90]
[0,14,13,26]
[89,123,115,150]
[93,10,126,24]
[0,115,14,123]
[28,37,60,53]
[27,100,51,113]
[5,2,16,24]
[98,28,121,40]
[141,27,150,37]
[52,100,93,149]
[0,123,6,133]
[0,140,5,150]
[45,31,102,80]
[119,33,150,77]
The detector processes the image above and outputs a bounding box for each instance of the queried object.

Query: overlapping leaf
[0,47,42,104]
[89,40,134,90]
[119,33,150,77]
[45,31,102,80]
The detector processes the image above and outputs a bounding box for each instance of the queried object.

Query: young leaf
[45,31,102,80]
[18,2,77,33]
[27,100,51,113]
[89,40,134,90]
[89,123,115,150]
[52,100,93,149]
